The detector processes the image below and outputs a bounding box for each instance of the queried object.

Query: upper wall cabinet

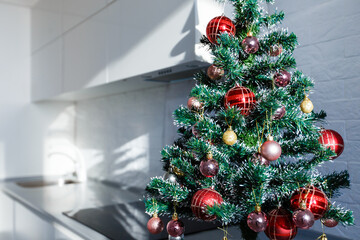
[31,0,233,101]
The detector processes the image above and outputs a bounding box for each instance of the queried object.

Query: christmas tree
[144,0,354,239]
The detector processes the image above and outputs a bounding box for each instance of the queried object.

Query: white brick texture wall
[269,0,360,238]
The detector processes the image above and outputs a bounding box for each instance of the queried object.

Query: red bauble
[274,70,291,87]
[290,186,328,220]
[270,44,283,56]
[207,64,224,80]
[167,219,185,237]
[319,129,344,160]
[200,159,219,177]
[321,218,338,228]
[242,36,260,54]
[187,97,203,111]
[147,215,164,234]
[260,137,282,161]
[206,16,236,44]
[265,208,297,240]
[224,86,256,116]
[191,188,223,221]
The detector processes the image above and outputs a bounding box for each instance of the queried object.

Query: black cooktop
[64,201,220,240]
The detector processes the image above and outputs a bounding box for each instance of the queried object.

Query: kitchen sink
[16,179,79,188]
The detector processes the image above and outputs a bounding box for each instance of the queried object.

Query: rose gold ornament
[147,213,164,234]
[207,64,224,80]
[260,136,282,161]
[187,97,203,111]
[321,218,338,228]
[269,44,283,56]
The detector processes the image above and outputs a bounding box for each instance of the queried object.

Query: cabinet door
[14,202,54,240]
[0,192,14,239]
[31,38,63,101]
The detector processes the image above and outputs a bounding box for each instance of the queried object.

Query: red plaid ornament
[206,16,236,44]
[290,186,328,220]
[191,188,223,221]
[265,208,297,240]
[319,129,344,159]
[224,85,256,115]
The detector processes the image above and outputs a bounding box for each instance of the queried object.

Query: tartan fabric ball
[290,186,328,220]
[319,129,344,159]
[206,16,236,44]
[265,208,297,240]
[191,188,223,221]
[224,86,256,115]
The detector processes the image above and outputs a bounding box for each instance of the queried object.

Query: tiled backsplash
[75,80,194,189]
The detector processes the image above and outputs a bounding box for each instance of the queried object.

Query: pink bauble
[251,152,270,166]
[147,216,164,234]
[187,97,203,111]
[242,36,260,54]
[166,219,184,237]
[322,218,338,228]
[260,139,282,161]
[292,209,315,229]
[247,211,268,232]
[272,106,286,120]
[200,159,219,177]
[207,64,224,80]
[274,70,291,87]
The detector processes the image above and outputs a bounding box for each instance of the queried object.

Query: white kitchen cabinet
[0,192,14,239]
[31,38,63,101]
[63,8,108,93]
[31,0,231,101]
[14,202,54,240]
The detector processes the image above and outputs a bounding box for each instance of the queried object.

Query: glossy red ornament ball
[290,186,328,220]
[319,129,344,160]
[242,36,260,54]
[270,44,283,56]
[191,188,223,221]
[274,70,291,87]
[321,218,338,228]
[265,208,297,240]
[206,16,236,44]
[247,211,268,232]
[224,86,256,116]
[147,215,164,234]
[167,219,185,237]
[187,97,203,111]
[207,64,224,80]
[260,137,282,161]
[292,209,315,229]
[200,159,219,177]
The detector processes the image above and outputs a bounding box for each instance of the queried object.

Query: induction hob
[64,201,221,240]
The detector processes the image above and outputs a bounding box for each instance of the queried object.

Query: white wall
[0,2,75,179]
[269,0,360,237]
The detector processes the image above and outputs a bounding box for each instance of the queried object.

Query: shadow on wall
[74,79,195,191]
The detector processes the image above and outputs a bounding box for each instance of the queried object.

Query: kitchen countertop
[1,177,350,240]
[1,176,141,240]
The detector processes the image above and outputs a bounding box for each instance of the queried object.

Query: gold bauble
[172,166,185,177]
[300,96,314,113]
[222,126,237,145]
